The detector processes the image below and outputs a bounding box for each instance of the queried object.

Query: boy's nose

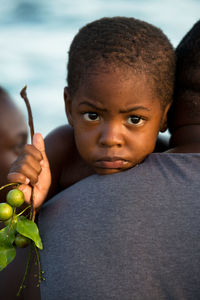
[98,122,124,147]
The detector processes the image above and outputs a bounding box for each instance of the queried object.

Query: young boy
[37,21,200,299]
[0,87,27,202]
[8,17,175,207]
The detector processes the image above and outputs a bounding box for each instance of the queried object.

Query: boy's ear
[64,87,73,127]
[159,103,171,132]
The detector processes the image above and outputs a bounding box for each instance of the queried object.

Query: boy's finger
[17,184,32,204]
[23,144,43,161]
[7,172,30,184]
[33,133,49,166]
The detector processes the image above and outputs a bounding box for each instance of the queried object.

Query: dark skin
[0,94,27,202]
[168,125,200,153]
[8,69,170,205]
[3,65,200,300]
[0,94,38,300]
[45,125,94,200]
[45,123,200,202]
[167,93,200,153]
[2,122,200,300]
[0,125,91,300]
[3,18,200,299]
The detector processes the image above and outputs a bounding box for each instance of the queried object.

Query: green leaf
[0,225,17,271]
[16,216,43,250]
[0,244,16,271]
[0,224,16,246]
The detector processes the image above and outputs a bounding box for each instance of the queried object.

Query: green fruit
[6,189,25,208]
[15,234,31,248]
[0,203,13,221]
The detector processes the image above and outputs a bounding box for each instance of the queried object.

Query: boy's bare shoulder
[44,125,94,199]
[44,125,76,198]
[45,124,75,159]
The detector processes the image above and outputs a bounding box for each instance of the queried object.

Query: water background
[0,0,200,139]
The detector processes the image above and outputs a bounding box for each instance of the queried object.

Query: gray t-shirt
[38,154,200,300]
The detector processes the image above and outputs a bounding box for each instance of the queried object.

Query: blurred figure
[0,87,38,300]
[0,87,27,202]
[168,20,200,152]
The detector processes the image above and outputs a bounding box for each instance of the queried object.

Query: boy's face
[65,68,170,175]
[0,96,27,194]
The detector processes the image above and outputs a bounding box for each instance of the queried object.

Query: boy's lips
[95,157,129,169]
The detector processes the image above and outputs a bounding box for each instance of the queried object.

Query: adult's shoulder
[166,143,200,153]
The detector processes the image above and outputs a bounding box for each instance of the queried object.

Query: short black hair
[168,20,200,133]
[67,17,175,107]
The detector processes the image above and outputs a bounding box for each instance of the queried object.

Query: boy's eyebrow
[119,106,151,113]
[79,101,151,113]
[78,101,107,112]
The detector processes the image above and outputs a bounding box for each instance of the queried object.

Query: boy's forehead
[82,63,138,80]
[78,67,156,98]
[72,67,163,112]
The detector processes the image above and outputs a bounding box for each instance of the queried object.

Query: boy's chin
[94,166,129,175]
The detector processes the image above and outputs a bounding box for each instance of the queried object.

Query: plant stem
[16,205,31,217]
[33,243,44,286]
[20,86,34,143]
[16,243,33,297]
[20,86,36,222]
[7,207,16,236]
[0,182,19,191]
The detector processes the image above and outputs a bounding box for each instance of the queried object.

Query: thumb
[32,133,49,166]
[32,133,51,204]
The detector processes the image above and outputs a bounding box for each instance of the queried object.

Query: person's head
[0,87,27,195]
[64,17,175,174]
[168,20,200,136]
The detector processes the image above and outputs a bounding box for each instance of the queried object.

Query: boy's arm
[7,133,51,209]
[44,125,74,200]
[45,125,94,200]
[7,125,94,208]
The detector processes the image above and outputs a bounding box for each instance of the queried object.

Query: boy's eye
[83,112,100,121]
[127,116,144,125]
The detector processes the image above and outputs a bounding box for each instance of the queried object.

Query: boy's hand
[7,133,51,209]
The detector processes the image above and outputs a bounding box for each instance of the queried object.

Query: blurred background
[0,0,200,138]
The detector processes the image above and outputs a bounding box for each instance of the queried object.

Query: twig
[16,243,33,297]
[20,86,36,221]
[16,205,31,217]
[7,207,16,236]
[20,86,34,143]
[0,182,19,191]
[33,243,45,287]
